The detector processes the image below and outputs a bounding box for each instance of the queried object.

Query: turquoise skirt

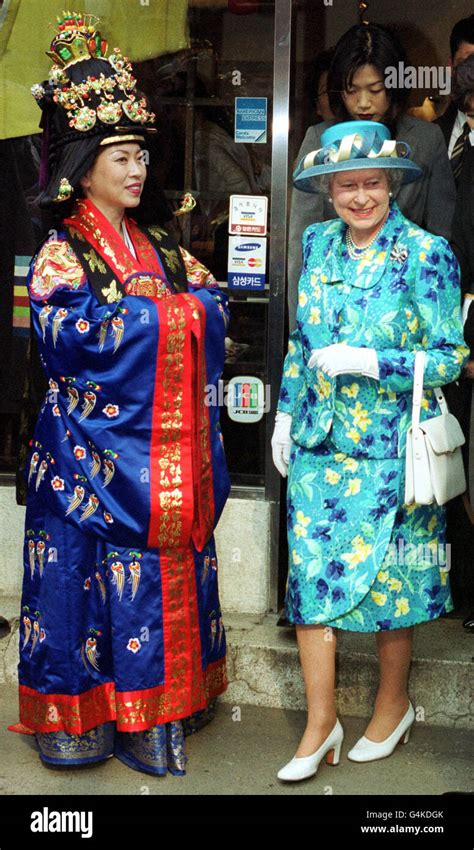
[285,440,453,631]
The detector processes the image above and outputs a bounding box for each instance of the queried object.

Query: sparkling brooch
[390,245,408,263]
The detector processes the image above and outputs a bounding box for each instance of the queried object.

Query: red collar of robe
[64,198,164,283]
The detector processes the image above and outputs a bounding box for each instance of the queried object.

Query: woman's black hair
[450,14,474,60]
[307,49,334,102]
[39,135,173,237]
[328,23,409,131]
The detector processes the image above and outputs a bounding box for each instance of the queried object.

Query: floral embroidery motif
[51,476,65,491]
[102,404,119,418]
[75,319,90,334]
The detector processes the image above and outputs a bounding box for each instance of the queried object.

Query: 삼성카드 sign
[227,235,267,290]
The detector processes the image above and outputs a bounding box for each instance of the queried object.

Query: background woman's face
[342,63,390,123]
[81,143,147,211]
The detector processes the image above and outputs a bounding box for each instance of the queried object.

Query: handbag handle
[411,350,448,430]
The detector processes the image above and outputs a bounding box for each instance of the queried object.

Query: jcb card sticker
[229,194,268,235]
[227,376,265,423]
[227,235,267,290]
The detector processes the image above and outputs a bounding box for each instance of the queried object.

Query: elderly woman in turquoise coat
[271,121,468,782]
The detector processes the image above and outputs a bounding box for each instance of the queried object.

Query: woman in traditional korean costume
[13,12,230,776]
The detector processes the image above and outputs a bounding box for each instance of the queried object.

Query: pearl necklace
[345,221,385,260]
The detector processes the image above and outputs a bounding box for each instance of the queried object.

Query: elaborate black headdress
[31,11,156,207]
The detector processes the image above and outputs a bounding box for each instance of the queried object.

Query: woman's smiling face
[331,168,390,243]
[80,143,147,212]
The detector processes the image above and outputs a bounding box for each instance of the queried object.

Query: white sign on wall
[229,194,268,235]
[226,376,265,423]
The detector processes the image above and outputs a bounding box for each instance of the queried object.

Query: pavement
[0,683,472,797]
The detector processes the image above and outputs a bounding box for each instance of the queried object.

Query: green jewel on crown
[46,11,108,69]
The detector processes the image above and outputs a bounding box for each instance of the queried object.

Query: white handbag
[404,350,466,506]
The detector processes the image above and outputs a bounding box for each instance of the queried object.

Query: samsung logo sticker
[234,243,261,252]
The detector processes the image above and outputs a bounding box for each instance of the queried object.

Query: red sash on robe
[64,199,215,551]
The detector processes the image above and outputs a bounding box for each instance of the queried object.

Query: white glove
[271,411,293,478]
[308,343,379,379]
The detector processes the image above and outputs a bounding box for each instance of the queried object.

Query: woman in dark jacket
[449,144,474,631]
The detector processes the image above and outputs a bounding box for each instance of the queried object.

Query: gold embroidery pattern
[161,247,181,274]
[67,225,86,242]
[157,302,187,549]
[84,248,107,274]
[180,246,217,289]
[184,546,210,707]
[146,225,167,242]
[129,220,165,270]
[19,682,117,733]
[115,724,185,770]
[36,724,114,760]
[114,658,227,728]
[30,240,86,299]
[125,273,171,299]
[182,294,214,543]
[69,201,132,276]
[163,547,190,717]
[19,659,226,732]
[101,280,123,303]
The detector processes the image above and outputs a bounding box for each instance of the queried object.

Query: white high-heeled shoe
[277,719,344,782]
[347,701,415,763]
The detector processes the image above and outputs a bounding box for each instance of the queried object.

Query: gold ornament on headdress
[47,11,107,68]
[358,1,369,25]
[38,11,156,133]
[173,193,197,217]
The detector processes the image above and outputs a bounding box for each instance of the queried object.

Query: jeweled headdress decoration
[46,11,107,68]
[32,10,155,134]
[31,11,157,205]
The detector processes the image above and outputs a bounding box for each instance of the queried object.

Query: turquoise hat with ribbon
[293,120,423,194]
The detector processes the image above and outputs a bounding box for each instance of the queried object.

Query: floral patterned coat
[278,202,468,456]
[277,202,469,630]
